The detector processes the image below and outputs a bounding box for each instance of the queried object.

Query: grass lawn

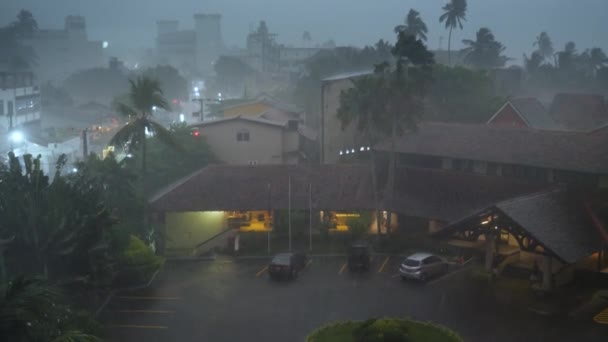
[307,320,462,342]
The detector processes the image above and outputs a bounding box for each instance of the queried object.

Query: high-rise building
[156,14,223,76]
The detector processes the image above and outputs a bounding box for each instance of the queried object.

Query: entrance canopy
[433,189,602,264]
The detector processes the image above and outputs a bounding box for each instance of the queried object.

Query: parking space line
[377,256,390,273]
[114,310,175,314]
[109,324,169,329]
[391,273,400,278]
[256,265,268,277]
[306,259,312,268]
[115,296,181,300]
[338,263,347,275]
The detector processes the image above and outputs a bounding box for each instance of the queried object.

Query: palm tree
[395,9,428,42]
[439,0,467,65]
[589,47,608,73]
[462,28,508,69]
[337,74,386,235]
[533,31,554,63]
[556,41,577,71]
[524,51,544,73]
[110,76,178,241]
[110,76,176,184]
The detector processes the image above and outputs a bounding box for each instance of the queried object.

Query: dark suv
[347,242,371,271]
[268,252,307,280]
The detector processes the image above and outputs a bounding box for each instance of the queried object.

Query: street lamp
[10,130,24,144]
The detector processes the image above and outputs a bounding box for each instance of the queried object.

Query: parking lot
[101,256,608,342]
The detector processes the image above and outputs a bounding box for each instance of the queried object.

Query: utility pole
[82,128,88,158]
[288,175,292,252]
[309,183,312,252]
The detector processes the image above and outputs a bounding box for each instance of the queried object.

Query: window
[0,100,4,116]
[487,163,498,176]
[236,130,250,142]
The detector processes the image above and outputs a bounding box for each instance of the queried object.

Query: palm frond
[108,118,145,152]
[114,102,137,119]
[145,120,183,152]
[50,330,103,342]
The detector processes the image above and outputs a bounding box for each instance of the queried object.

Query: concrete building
[0,71,41,134]
[156,14,223,76]
[191,115,315,165]
[17,16,104,82]
[279,47,321,73]
[320,70,372,163]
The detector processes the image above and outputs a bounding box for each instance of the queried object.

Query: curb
[94,266,163,317]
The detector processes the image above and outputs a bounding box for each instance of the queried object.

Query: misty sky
[2,0,607,64]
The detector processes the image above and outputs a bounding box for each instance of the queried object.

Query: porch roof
[433,189,601,263]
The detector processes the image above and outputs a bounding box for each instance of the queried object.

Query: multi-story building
[245,21,280,73]
[278,47,321,73]
[17,16,104,82]
[155,14,223,76]
[0,71,41,134]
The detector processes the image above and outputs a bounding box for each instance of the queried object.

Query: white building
[0,71,41,134]
[17,16,104,82]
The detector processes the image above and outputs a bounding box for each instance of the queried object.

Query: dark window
[0,100,4,116]
[7,101,13,115]
[257,214,265,221]
[463,160,473,172]
[237,130,250,142]
[452,159,462,171]
[487,163,498,176]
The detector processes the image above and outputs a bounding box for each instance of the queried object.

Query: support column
[484,235,495,272]
[542,255,553,291]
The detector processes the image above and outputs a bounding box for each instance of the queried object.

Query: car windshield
[271,255,291,265]
[403,259,420,267]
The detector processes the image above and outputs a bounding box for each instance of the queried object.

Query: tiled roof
[434,189,601,263]
[389,167,544,221]
[322,70,373,82]
[509,98,558,130]
[549,93,608,131]
[374,122,608,174]
[150,164,374,212]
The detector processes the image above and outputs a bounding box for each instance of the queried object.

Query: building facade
[320,70,372,163]
[156,14,223,76]
[17,16,104,82]
[0,71,41,134]
[191,116,314,165]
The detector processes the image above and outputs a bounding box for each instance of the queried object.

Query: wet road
[101,256,608,341]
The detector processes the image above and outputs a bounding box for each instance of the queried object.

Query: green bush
[353,319,409,342]
[307,319,462,342]
[114,236,164,286]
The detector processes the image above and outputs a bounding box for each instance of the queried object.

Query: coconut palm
[533,31,554,63]
[110,76,177,183]
[462,28,508,69]
[439,0,467,65]
[556,41,578,71]
[394,9,428,42]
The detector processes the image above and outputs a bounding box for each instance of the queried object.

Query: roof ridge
[496,186,563,206]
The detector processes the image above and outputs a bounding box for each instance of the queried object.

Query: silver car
[399,253,449,281]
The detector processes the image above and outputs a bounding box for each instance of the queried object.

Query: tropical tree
[557,41,578,71]
[143,65,189,102]
[11,10,38,36]
[0,153,116,281]
[394,9,428,42]
[439,0,467,65]
[302,31,312,46]
[533,31,554,63]
[0,276,102,341]
[462,28,508,69]
[524,51,544,73]
[110,76,178,241]
[579,47,608,76]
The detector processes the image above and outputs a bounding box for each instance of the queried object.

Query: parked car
[399,253,448,281]
[347,242,371,271]
[268,252,307,280]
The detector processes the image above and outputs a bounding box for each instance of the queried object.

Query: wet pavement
[101,256,608,341]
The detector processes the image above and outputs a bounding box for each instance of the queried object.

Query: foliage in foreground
[307,318,462,342]
[114,236,164,286]
[0,276,103,342]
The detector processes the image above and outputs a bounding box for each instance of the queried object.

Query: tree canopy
[462,28,508,69]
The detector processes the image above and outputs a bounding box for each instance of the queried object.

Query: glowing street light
[179,113,185,123]
[9,131,24,143]
[102,41,109,49]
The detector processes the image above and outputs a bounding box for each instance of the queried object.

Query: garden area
[307,318,462,342]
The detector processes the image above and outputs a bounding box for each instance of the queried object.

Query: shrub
[114,236,164,286]
[353,319,409,342]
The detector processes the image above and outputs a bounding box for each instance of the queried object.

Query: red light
[192,130,200,137]
[172,99,178,104]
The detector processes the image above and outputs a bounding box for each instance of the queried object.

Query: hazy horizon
[2,0,608,65]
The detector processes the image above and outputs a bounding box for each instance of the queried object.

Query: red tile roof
[549,93,608,131]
